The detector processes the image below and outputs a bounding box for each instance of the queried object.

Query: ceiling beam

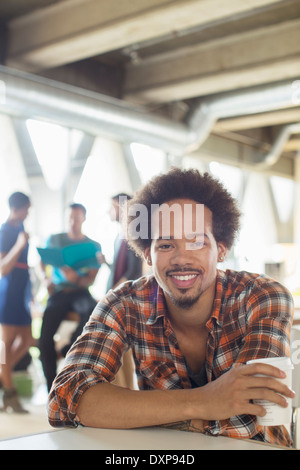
[214,108,300,132]
[188,133,295,178]
[124,18,300,104]
[284,138,300,152]
[39,60,124,98]
[6,0,284,71]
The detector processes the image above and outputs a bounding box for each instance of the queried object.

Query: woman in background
[0,192,33,413]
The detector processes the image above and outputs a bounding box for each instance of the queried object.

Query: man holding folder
[39,203,101,391]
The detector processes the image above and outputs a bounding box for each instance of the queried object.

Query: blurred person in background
[104,193,143,292]
[0,192,33,413]
[39,203,101,392]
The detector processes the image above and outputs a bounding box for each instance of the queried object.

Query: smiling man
[48,168,294,447]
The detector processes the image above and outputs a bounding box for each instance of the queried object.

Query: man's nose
[170,243,193,265]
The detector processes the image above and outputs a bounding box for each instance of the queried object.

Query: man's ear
[143,247,152,266]
[217,242,227,262]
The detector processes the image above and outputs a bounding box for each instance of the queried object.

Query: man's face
[68,208,85,231]
[145,199,226,310]
[13,203,30,223]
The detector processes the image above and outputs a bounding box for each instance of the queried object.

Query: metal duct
[186,81,300,153]
[255,123,300,169]
[0,65,298,160]
[0,65,189,156]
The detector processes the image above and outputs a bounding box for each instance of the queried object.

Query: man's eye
[158,243,172,250]
[194,241,205,247]
[185,241,205,250]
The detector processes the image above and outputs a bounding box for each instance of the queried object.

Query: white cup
[247,357,294,426]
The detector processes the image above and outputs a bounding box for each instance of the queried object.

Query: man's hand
[61,266,80,284]
[16,231,29,250]
[192,363,295,421]
[97,253,106,265]
[61,266,99,288]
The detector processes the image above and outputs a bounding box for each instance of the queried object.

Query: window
[26,119,82,190]
[130,143,167,184]
[270,175,295,224]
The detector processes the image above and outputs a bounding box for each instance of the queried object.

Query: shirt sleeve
[47,292,129,428]
[204,278,294,447]
[236,278,293,363]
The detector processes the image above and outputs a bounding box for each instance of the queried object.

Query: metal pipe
[0,65,189,156]
[255,123,300,169]
[0,65,298,159]
[185,81,299,153]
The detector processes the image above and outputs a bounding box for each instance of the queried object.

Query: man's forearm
[77,268,98,288]
[76,382,203,431]
[74,362,295,433]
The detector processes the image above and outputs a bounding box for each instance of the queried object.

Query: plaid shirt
[48,269,293,447]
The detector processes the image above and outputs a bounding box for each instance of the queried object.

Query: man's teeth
[172,274,197,281]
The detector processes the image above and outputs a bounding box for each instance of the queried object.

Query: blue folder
[37,243,101,270]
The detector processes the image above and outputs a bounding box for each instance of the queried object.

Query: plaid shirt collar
[146,280,165,326]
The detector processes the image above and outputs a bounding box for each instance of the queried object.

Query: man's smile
[166,269,202,290]
[171,274,198,281]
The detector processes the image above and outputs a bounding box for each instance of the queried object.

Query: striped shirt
[48,269,293,447]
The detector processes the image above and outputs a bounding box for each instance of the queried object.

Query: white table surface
[0,426,286,450]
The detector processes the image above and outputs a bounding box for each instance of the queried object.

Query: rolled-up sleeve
[236,279,293,364]
[48,293,128,428]
[204,278,294,447]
